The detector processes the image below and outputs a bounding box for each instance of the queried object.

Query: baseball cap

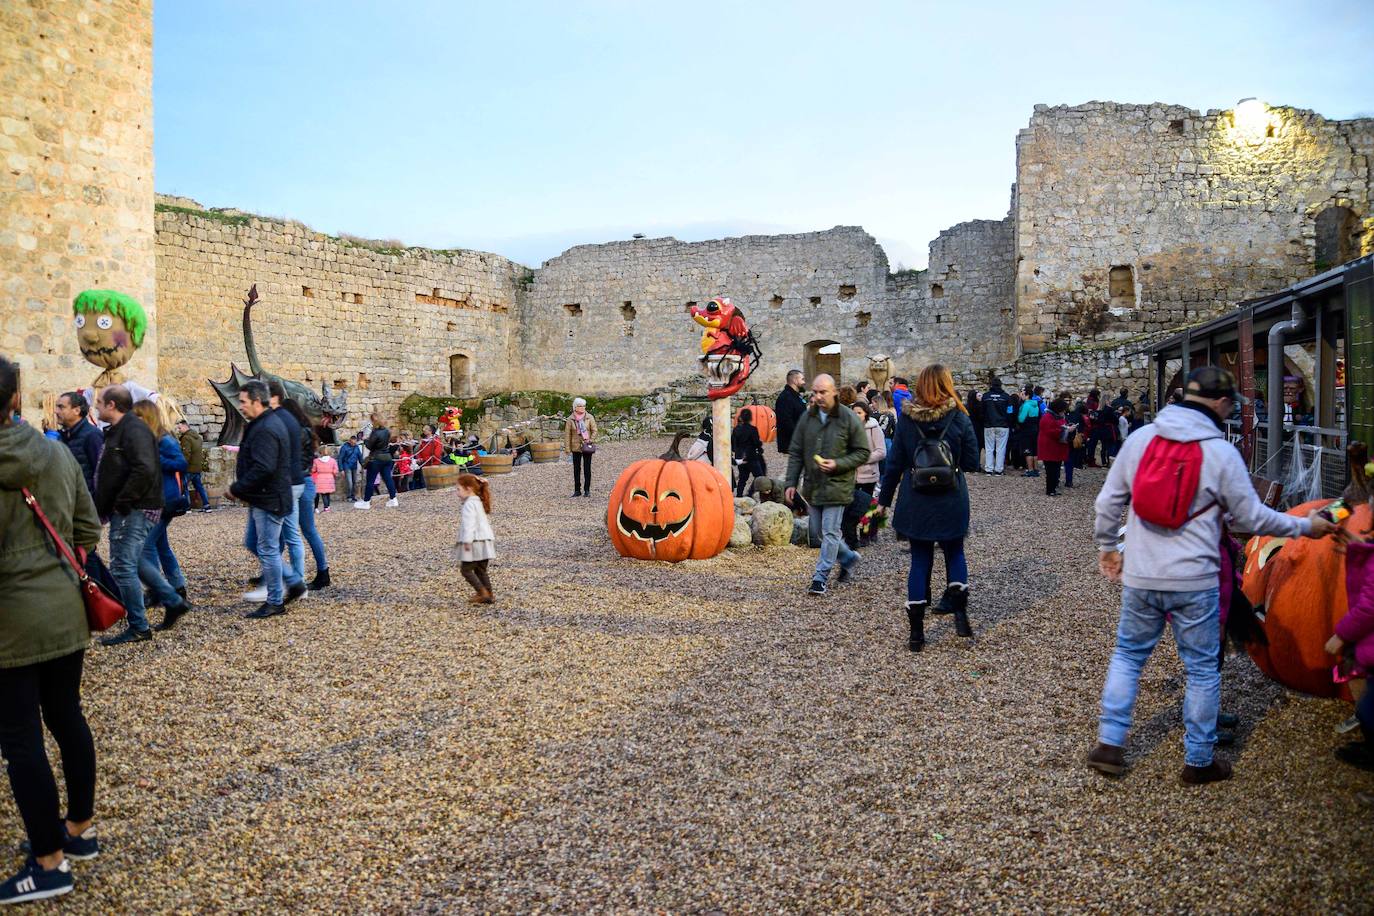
[1185,366,1249,404]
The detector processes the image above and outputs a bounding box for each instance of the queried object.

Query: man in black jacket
[93,385,163,645]
[980,377,1014,474]
[266,380,307,583]
[774,369,807,455]
[56,391,102,497]
[229,381,305,618]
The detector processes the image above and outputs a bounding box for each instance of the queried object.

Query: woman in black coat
[966,390,985,472]
[878,365,979,652]
[731,408,767,497]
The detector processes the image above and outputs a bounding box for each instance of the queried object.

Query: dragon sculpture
[209,285,349,446]
[689,296,762,400]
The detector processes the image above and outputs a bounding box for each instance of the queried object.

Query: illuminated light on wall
[1230,97,1275,143]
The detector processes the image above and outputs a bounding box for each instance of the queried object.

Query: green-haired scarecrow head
[73,289,148,386]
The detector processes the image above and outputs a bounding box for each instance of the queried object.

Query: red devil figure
[689,296,762,400]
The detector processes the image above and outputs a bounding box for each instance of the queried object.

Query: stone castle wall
[516,220,1017,394]
[1,0,155,417]
[154,200,525,437]
[1015,102,1374,351]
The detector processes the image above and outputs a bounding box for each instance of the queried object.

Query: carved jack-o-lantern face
[607,434,733,562]
[1242,499,1369,700]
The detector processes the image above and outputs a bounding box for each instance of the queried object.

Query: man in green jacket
[785,373,869,595]
[175,419,211,512]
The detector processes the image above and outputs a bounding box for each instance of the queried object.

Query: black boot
[948,585,972,638]
[905,601,927,652]
[308,568,331,591]
[932,584,961,615]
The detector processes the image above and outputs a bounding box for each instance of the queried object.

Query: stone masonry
[1015,102,1374,351]
[1,0,155,419]
[155,199,525,436]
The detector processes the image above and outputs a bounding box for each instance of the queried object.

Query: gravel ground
[11,437,1371,913]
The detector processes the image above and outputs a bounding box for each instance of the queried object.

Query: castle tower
[0,0,155,417]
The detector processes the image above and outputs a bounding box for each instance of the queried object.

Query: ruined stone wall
[516,222,1016,394]
[1015,102,1374,352]
[154,199,525,437]
[1,0,155,417]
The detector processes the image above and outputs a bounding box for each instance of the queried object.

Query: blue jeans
[1099,586,1221,767]
[108,511,154,632]
[244,503,305,590]
[182,471,209,508]
[1065,448,1076,487]
[808,504,857,581]
[907,538,968,602]
[248,508,289,605]
[299,478,327,573]
[364,461,396,499]
[282,484,305,581]
[139,516,186,609]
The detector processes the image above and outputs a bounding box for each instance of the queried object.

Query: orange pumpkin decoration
[1242,499,1370,700]
[607,432,734,562]
[735,405,776,444]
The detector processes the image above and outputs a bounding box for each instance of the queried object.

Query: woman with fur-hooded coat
[879,365,979,651]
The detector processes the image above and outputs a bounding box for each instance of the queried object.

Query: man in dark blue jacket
[229,381,305,618]
[980,378,1014,474]
[56,391,102,497]
[774,369,807,456]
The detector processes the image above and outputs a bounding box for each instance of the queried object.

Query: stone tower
[0,0,155,417]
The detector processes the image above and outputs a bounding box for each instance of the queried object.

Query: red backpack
[1131,437,1214,528]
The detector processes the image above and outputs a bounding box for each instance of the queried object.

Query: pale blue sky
[154,0,1374,269]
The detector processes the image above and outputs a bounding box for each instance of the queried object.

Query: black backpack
[910,414,957,493]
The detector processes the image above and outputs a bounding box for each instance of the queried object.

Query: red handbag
[21,488,127,632]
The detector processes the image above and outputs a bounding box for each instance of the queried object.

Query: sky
[153,0,1374,270]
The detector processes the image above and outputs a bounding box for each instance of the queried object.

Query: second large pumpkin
[1242,499,1368,700]
[735,405,776,444]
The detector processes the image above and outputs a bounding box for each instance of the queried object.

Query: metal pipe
[1266,302,1311,472]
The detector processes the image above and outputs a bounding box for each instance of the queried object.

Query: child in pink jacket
[312,449,339,512]
[1330,515,1374,772]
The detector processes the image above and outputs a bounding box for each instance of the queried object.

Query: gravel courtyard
[14,437,1371,913]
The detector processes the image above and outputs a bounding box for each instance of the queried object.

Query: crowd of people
[0,350,1370,903]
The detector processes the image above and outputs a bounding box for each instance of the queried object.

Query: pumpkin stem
[661,430,691,461]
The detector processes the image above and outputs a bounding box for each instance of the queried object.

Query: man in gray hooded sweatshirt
[1087,366,1338,785]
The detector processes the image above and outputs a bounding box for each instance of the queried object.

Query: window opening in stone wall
[1169,119,1184,134]
[417,290,471,308]
[838,284,857,300]
[563,303,582,317]
[391,381,401,390]
[809,296,821,306]
[302,286,314,298]
[1109,265,1135,300]
[931,283,944,298]
[1314,206,1360,271]
[449,354,474,398]
[803,340,842,383]
[357,373,370,390]
[446,322,456,332]
[856,311,871,327]
[352,293,363,305]
[770,295,784,309]
[333,379,347,390]
[621,302,636,321]
[937,314,957,323]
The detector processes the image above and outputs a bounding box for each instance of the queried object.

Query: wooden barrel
[422,464,460,489]
[479,453,514,475]
[530,441,561,463]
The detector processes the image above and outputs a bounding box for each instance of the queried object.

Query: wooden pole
[712,396,732,486]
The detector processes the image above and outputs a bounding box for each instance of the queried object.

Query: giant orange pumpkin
[735,405,777,444]
[1242,499,1370,700]
[607,433,734,562]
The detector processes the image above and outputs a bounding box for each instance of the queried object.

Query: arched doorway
[449,353,474,397]
[803,340,842,384]
[1314,205,1360,271]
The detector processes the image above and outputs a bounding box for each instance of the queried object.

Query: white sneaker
[242,587,268,602]
[353,500,370,510]
[385,497,399,508]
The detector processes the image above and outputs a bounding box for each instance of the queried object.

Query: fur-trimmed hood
[902,398,961,423]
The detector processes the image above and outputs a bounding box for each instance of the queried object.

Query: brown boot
[467,590,486,605]
[1086,742,1126,776]
[1180,758,1232,785]
[478,587,494,605]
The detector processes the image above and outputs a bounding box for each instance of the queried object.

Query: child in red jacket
[1329,499,1374,772]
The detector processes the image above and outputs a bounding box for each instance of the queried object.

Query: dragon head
[690,296,736,331]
